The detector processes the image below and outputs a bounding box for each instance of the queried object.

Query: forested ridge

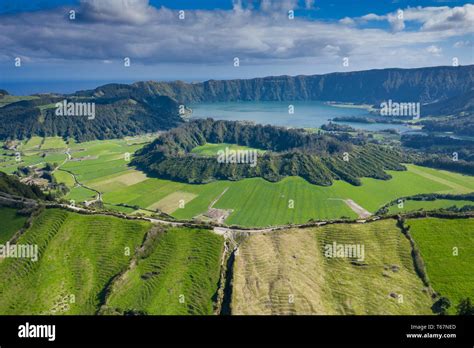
[128,65,473,105]
[0,172,47,200]
[132,119,406,186]
[0,92,183,142]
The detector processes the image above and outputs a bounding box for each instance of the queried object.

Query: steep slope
[232,220,433,315]
[132,119,406,186]
[0,92,183,142]
[131,65,473,104]
[0,209,150,315]
[421,89,474,117]
[0,172,47,200]
[104,227,223,315]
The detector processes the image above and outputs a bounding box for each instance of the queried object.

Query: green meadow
[407,218,474,314]
[233,219,433,314]
[1,137,473,227]
[388,199,473,214]
[0,207,27,244]
[0,209,150,315]
[98,163,473,227]
[105,227,223,315]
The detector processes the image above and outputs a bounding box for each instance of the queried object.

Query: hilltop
[0,91,183,142]
[132,119,406,186]
[130,65,473,105]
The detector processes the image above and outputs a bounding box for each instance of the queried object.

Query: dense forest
[132,119,406,186]
[401,134,474,175]
[421,89,474,118]
[0,93,183,142]
[421,115,474,137]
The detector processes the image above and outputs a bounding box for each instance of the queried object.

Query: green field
[233,219,433,314]
[388,199,473,214]
[0,135,69,175]
[0,207,27,244]
[0,95,39,108]
[53,170,76,188]
[191,142,265,156]
[23,136,44,151]
[99,165,474,227]
[2,137,473,227]
[407,218,474,314]
[41,137,67,150]
[105,227,223,315]
[0,209,151,314]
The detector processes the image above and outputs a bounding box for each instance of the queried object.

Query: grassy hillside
[0,209,150,315]
[0,207,27,244]
[407,218,474,314]
[0,92,183,142]
[105,228,224,315]
[232,220,433,314]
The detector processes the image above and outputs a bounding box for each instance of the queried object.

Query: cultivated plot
[232,220,433,314]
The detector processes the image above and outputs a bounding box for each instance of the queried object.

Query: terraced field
[0,205,470,316]
[0,207,27,243]
[105,227,224,315]
[407,218,474,314]
[0,209,151,315]
[232,220,433,314]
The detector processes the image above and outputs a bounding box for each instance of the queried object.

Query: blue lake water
[190,101,414,133]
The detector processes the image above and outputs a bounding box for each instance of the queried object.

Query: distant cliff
[124,65,473,105]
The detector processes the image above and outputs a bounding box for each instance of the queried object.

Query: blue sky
[0,0,473,93]
[2,0,473,18]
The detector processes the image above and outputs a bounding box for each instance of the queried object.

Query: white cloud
[426,45,442,56]
[0,1,471,72]
[339,17,355,25]
[357,5,474,34]
[421,4,474,31]
[79,0,158,24]
[454,40,471,48]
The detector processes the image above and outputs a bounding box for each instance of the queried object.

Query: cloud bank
[0,0,472,76]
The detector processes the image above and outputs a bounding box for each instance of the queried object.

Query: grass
[407,218,474,314]
[0,95,39,108]
[41,137,67,150]
[232,219,433,314]
[102,177,230,219]
[105,227,224,315]
[2,137,473,227]
[388,199,473,214]
[191,142,265,157]
[23,136,44,151]
[0,207,27,244]
[0,209,151,315]
[147,191,198,214]
[53,170,76,188]
[101,164,473,227]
